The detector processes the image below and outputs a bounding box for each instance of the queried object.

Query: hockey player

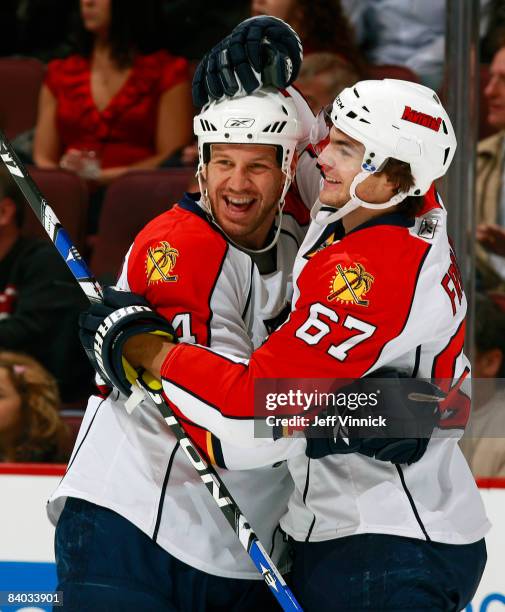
[90,78,490,609]
[48,84,323,610]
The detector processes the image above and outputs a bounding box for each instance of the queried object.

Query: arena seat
[90,168,196,285]
[21,167,89,253]
[0,57,45,139]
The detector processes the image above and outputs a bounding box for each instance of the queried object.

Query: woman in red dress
[34,0,193,187]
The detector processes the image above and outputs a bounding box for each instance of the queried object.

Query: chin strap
[311,170,410,226]
[197,164,293,254]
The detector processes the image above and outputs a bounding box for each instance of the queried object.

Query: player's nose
[227,164,251,190]
[317,145,336,169]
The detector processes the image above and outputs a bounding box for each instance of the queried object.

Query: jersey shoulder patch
[299,223,431,316]
[126,200,229,334]
[411,208,445,243]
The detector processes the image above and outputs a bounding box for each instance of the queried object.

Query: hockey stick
[0,131,301,611]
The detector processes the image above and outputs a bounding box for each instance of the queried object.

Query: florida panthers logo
[145,241,179,285]
[327,262,374,306]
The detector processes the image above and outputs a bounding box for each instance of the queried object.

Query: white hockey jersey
[47,187,314,579]
[160,188,491,546]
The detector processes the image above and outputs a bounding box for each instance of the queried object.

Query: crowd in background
[0,0,504,476]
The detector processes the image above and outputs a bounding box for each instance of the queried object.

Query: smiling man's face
[317,127,365,208]
[203,143,285,249]
[317,127,398,209]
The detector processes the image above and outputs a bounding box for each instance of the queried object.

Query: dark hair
[375,158,424,218]
[475,292,505,377]
[295,0,365,76]
[70,0,165,67]
[481,0,505,62]
[0,166,25,228]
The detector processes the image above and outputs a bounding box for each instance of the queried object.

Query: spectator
[480,0,505,64]
[356,0,444,89]
[0,351,69,463]
[476,42,505,287]
[339,0,367,46]
[0,166,93,403]
[251,0,364,73]
[460,293,505,477]
[343,1,494,90]
[33,0,193,229]
[295,52,360,113]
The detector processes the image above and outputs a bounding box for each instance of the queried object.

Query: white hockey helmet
[311,79,457,222]
[195,87,301,178]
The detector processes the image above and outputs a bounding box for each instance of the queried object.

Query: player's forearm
[123,318,306,464]
[123,333,175,380]
[162,343,254,409]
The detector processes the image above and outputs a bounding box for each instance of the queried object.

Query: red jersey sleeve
[160,224,432,434]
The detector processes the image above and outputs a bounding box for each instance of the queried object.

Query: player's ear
[201,164,208,181]
[374,172,399,197]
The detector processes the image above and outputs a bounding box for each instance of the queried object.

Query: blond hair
[0,351,68,462]
[298,52,359,96]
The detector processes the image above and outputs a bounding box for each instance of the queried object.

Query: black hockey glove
[305,369,445,465]
[192,16,303,107]
[79,287,176,399]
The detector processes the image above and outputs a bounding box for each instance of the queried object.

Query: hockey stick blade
[0,130,302,611]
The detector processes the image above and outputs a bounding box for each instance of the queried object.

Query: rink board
[0,465,503,612]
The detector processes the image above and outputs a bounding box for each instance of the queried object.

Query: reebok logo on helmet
[401,106,442,132]
[224,118,255,128]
